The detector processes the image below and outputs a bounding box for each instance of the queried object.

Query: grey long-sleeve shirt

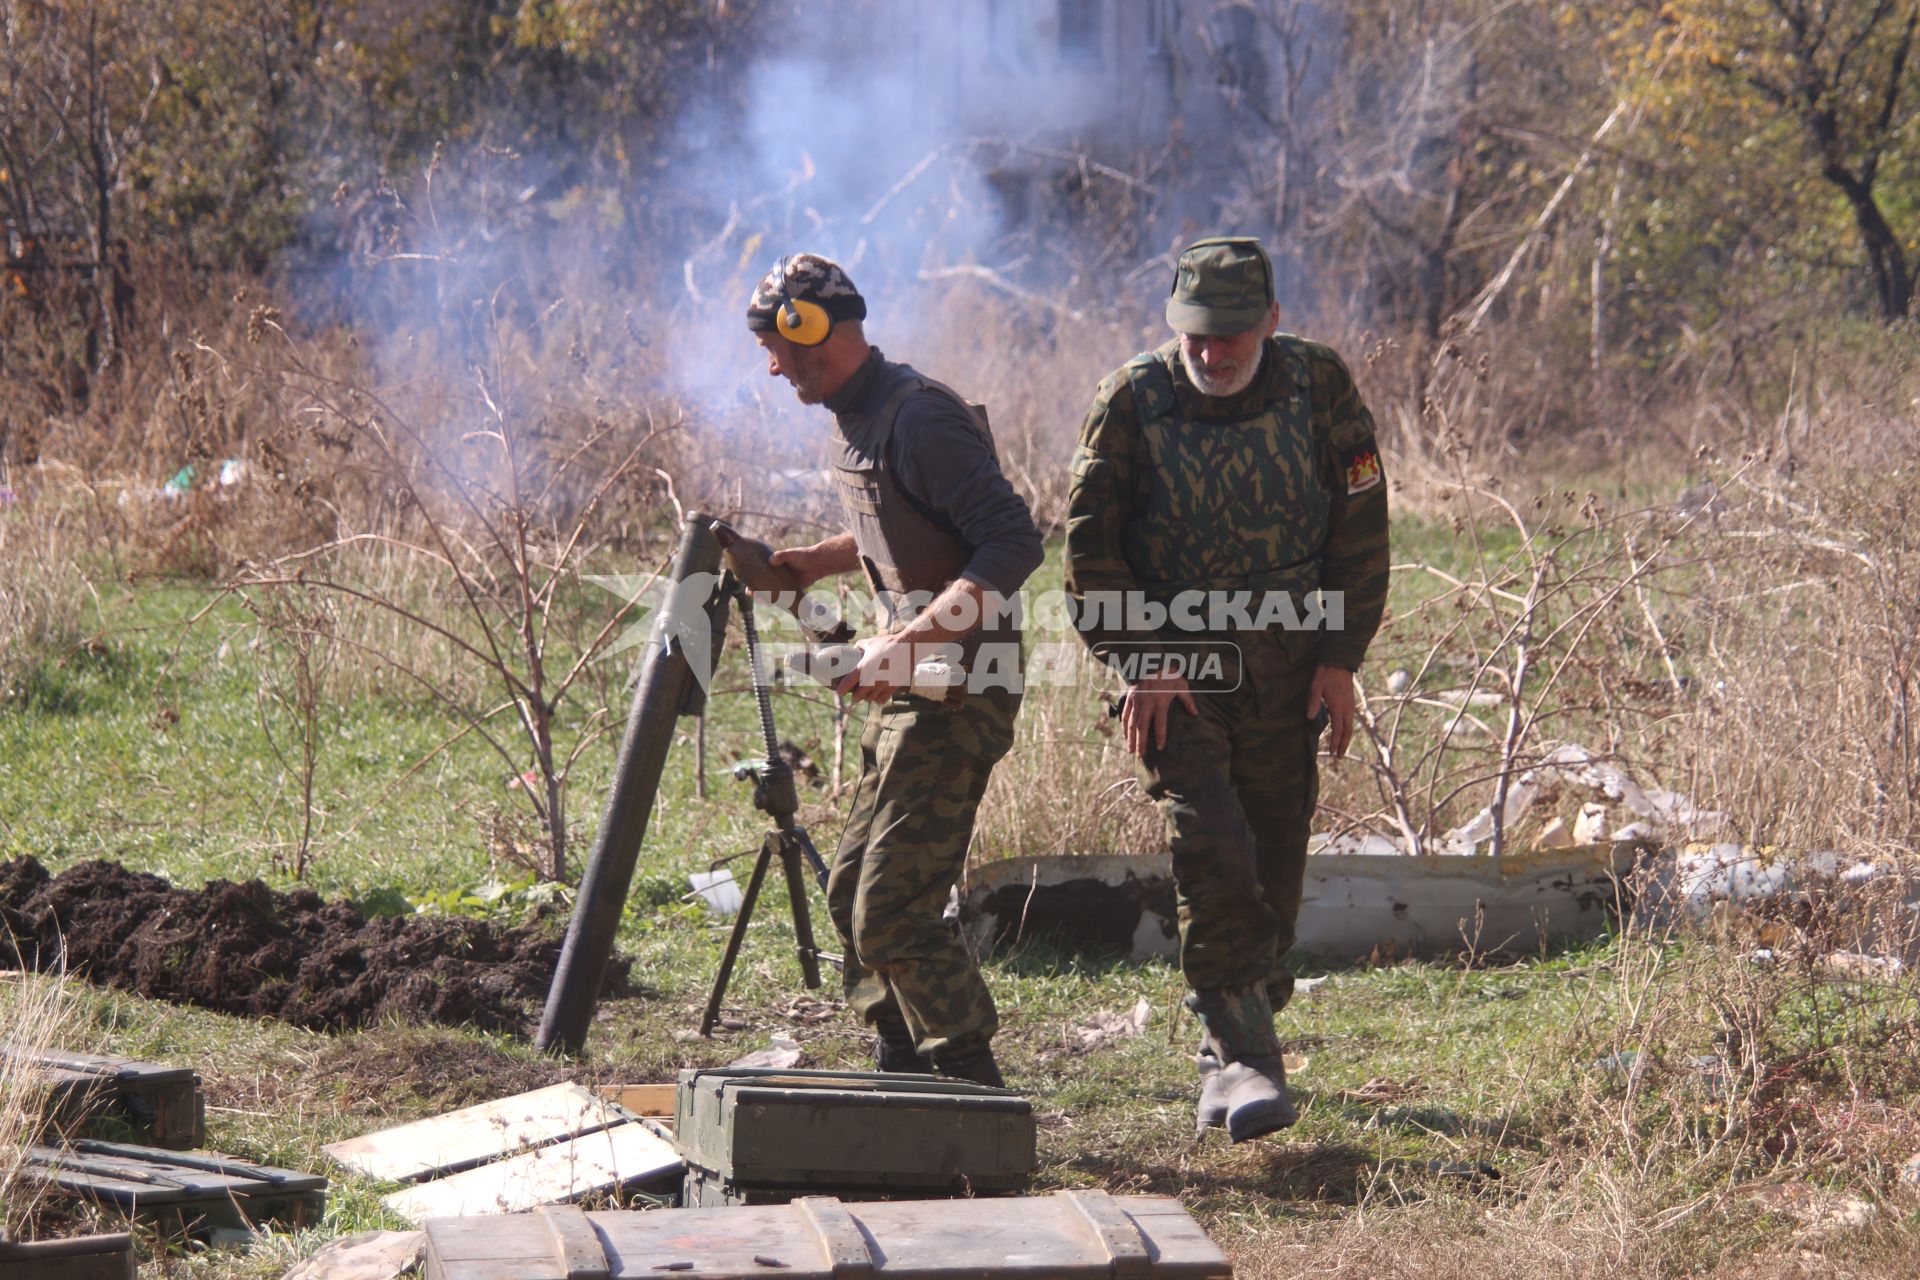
[826,348,1043,597]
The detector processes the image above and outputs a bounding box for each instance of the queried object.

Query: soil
[0,857,631,1035]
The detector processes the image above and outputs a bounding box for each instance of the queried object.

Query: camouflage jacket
[1065,335,1389,673]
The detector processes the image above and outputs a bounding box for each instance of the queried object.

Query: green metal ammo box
[673,1067,1036,1207]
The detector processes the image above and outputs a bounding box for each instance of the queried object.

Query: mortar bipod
[699,579,841,1038]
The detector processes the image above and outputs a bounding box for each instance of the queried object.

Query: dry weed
[0,489,97,700]
[0,968,77,1241]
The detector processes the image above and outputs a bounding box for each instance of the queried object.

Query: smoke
[662,2,1132,425]
[290,2,1351,517]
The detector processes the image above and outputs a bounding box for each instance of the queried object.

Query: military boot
[1195,1044,1229,1134]
[873,1013,934,1074]
[1186,986,1293,1142]
[1217,1055,1298,1143]
[931,1038,1006,1089]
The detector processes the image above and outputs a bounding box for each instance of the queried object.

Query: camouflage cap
[746,253,868,332]
[1165,237,1274,336]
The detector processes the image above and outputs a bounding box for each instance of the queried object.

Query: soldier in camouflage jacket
[1065,237,1390,1141]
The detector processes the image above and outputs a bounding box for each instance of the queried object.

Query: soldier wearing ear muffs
[746,253,1042,1088]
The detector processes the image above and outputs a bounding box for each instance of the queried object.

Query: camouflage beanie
[745,254,868,333]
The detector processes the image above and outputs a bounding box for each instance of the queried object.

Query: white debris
[1073,997,1153,1051]
[1665,844,1890,917]
[1436,742,1726,854]
[727,1034,804,1069]
[1821,951,1906,982]
[689,868,742,916]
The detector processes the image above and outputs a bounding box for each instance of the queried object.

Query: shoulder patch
[1341,440,1383,494]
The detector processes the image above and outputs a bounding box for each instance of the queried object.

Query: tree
[0,0,161,377]
[1642,0,1919,320]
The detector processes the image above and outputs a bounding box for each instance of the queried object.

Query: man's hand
[770,532,859,590]
[1306,664,1356,757]
[1123,674,1198,757]
[834,633,913,705]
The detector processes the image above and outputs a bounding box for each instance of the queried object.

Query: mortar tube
[536,514,724,1054]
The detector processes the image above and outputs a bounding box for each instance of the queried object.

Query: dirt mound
[0,857,629,1035]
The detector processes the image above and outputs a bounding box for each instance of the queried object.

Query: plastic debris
[727,1034,803,1070]
[1072,997,1153,1051]
[689,869,742,916]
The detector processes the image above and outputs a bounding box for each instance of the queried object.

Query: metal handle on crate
[535,1204,611,1280]
[795,1197,875,1280]
[1062,1190,1152,1280]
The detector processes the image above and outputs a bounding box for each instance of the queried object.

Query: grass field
[4,493,1919,1278]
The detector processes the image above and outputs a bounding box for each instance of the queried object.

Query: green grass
[4,519,1918,1278]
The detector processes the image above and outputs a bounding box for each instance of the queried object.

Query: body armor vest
[831,359,1007,664]
[1119,338,1330,611]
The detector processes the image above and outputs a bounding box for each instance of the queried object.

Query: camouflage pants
[1137,632,1321,1063]
[827,684,1021,1057]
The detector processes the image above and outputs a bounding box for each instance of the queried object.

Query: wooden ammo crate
[0,1233,135,1280]
[6,1048,205,1149]
[674,1067,1035,1206]
[423,1193,1231,1280]
[19,1140,326,1236]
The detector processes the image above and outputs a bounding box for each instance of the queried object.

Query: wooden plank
[325,1083,626,1184]
[423,1224,557,1280]
[416,1217,557,1264]
[595,1084,675,1118]
[385,1123,683,1224]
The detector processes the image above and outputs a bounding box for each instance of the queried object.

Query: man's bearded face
[758,333,833,404]
[1178,326,1265,398]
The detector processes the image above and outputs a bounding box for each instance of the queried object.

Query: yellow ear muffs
[776,294,832,346]
[774,254,834,346]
